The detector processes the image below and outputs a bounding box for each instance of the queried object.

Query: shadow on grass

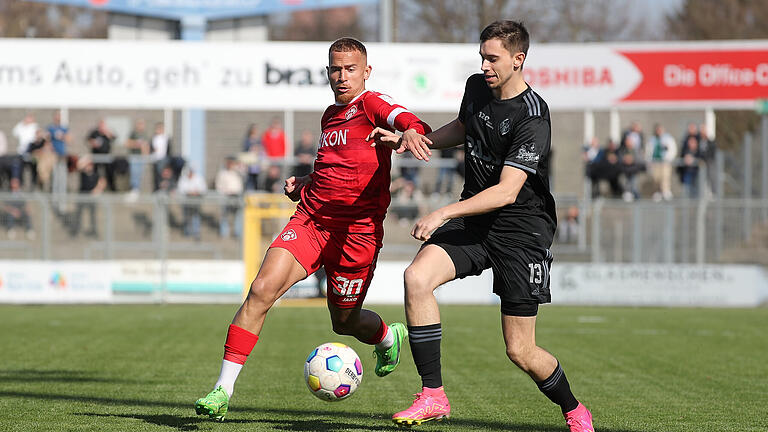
[77,412,398,432]
[5,390,646,432]
[0,369,145,384]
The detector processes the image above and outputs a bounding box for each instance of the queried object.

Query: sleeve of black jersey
[505,116,550,174]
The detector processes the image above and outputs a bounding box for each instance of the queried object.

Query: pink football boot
[392,386,451,427]
[564,403,594,432]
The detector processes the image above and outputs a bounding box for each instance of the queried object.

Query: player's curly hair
[329,37,367,59]
[480,20,529,57]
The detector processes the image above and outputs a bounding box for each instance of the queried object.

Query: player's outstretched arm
[367,117,464,162]
[425,118,465,150]
[367,127,432,161]
[411,165,526,241]
[284,175,312,202]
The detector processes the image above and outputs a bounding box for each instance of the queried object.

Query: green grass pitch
[1,303,766,431]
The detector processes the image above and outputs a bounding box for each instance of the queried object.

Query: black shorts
[424,217,553,316]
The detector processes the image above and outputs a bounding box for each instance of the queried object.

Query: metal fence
[1,191,767,265]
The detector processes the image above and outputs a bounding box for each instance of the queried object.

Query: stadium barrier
[1,259,766,307]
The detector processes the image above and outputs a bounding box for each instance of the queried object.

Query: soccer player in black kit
[370,20,594,431]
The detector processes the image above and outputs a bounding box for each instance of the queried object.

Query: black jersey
[457,73,557,248]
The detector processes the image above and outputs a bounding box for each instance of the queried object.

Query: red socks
[364,319,388,345]
[223,324,259,365]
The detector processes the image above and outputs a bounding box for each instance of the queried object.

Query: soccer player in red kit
[194,37,433,421]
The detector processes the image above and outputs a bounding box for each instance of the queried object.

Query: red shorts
[269,207,383,309]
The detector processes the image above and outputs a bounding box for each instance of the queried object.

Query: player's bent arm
[411,165,526,241]
[284,175,312,202]
[424,118,466,150]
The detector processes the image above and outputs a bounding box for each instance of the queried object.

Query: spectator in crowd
[620,121,644,154]
[261,117,286,158]
[587,139,622,198]
[12,113,38,188]
[47,111,69,158]
[87,119,116,191]
[679,122,700,157]
[155,165,177,194]
[262,164,282,193]
[26,128,57,191]
[215,156,244,238]
[126,119,150,196]
[2,177,34,240]
[390,176,425,226]
[679,135,702,198]
[177,166,207,241]
[557,206,579,244]
[0,128,14,189]
[399,151,421,190]
[150,122,171,191]
[293,130,315,178]
[619,132,645,201]
[69,156,106,238]
[46,111,70,196]
[12,113,38,156]
[433,146,459,197]
[646,124,677,201]
[582,136,601,166]
[698,123,717,195]
[242,124,264,191]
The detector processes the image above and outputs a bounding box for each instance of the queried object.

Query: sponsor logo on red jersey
[344,106,357,120]
[318,129,349,148]
[281,229,297,241]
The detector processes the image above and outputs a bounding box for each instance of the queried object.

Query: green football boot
[195,385,229,422]
[374,322,408,377]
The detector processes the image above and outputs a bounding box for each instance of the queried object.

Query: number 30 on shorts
[334,277,364,296]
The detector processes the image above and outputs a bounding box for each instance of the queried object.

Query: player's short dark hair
[480,20,529,56]
[329,37,367,59]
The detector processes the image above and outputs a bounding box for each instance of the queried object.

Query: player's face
[480,38,525,93]
[327,50,371,104]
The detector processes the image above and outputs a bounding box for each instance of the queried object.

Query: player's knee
[505,343,532,371]
[404,264,430,295]
[247,278,274,304]
[331,317,354,336]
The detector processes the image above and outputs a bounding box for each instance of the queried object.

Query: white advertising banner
[550,264,768,307]
[0,260,765,306]
[367,262,768,307]
[112,260,243,293]
[1,39,767,111]
[0,260,112,303]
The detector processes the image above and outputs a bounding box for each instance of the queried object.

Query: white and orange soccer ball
[304,342,363,401]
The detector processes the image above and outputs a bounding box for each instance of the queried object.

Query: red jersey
[299,90,431,233]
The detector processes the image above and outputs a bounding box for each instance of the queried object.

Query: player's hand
[284,175,311,202]
[399,128,432,162]
[411,210,447,241]
[366,127,400,149]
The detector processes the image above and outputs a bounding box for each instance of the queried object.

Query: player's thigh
[405,244,457,292]
[254,212,324,297]
[249,247,308,298]
[501,314,537,352]
[323,232,380,309]
[410,217,490,291]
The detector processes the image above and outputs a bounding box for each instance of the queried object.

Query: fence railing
[1,192,767,265]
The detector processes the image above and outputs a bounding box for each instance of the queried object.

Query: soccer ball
[304,342,363,402]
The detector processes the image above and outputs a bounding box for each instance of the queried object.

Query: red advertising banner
[619,49,768,103]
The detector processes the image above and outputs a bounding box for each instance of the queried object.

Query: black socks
[408,323,442,388]
[536,362,579,413]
